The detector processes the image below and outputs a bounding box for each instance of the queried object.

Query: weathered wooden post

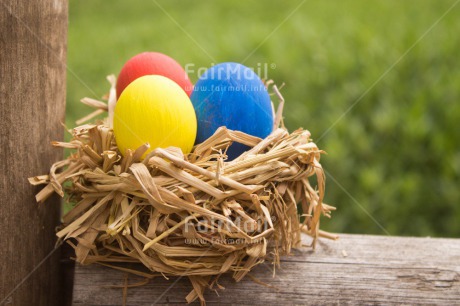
[0,1,68,305]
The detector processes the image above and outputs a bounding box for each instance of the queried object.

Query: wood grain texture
[72,234,460,305]
[0,1,68,305]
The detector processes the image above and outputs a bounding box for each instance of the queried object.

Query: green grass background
[66,0,460,237]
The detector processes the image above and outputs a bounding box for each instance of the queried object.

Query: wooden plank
[72,234,460,305]
[0,1,68,305]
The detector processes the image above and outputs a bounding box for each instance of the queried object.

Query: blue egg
[191,62,274,159]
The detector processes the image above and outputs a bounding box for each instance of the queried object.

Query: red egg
[116,52,193,98]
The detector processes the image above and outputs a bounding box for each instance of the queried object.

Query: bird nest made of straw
[29,76,336,304]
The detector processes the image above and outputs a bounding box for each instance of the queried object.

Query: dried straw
[30,77,335,305]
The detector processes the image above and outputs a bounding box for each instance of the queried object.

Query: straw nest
[29,77,336,304]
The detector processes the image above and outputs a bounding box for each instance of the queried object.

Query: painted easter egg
[113,75,197,158]
[190,62,273,159]
[116,52,193,98]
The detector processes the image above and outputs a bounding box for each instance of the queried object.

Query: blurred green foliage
[67,0,460,237]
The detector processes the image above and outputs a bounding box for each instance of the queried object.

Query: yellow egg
[113,75,197,158]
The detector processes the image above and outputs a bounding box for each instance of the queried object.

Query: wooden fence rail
[72,234,460,305]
